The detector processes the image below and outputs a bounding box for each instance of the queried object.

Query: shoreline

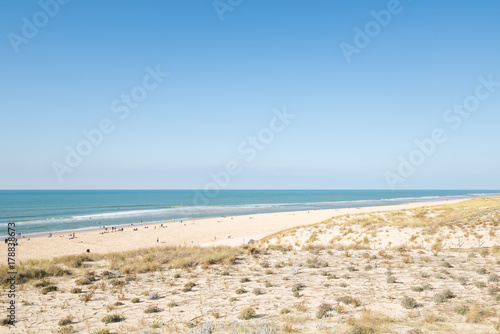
[5,198,467,262]
[5,196,484,240]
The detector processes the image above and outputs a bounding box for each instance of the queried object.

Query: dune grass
[0,245,241,285]
[0,263,71,285]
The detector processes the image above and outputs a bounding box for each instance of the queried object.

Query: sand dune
[3,197,500,333]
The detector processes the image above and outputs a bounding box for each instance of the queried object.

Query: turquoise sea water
[1,190,499,237]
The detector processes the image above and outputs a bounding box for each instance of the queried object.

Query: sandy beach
[8,199,465,262]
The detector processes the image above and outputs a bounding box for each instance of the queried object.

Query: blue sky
[1,0,499,190]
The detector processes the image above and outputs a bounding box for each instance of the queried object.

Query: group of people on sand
[51,232,76,239]
[100,227,124,235]
[155,224,168,229]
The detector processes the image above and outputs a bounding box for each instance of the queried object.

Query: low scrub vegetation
[0,245,240,285]
[239,307,256,320]
[101,313,123,324]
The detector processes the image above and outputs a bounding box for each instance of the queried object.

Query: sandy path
[5,199,465,262]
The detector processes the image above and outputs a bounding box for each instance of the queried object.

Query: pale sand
[7,199,465,262]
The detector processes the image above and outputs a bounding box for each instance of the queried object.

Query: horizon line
[1,189,500,191]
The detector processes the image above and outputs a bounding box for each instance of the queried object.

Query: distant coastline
[1,190,499,238]
[2,198,475,261]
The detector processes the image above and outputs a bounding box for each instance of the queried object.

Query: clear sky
[1,0,499,190]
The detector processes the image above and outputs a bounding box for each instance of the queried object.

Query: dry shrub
[238,307,256,320]
[291,283,305,292]
[431,240,443,256]
[58,315,73,326]
[406,330,423,334]
[401,296,418,309]
[433,290,455,303]
[82,286,96,303]
[182,282,196,292]
[101,313,123,324]
[41,285,57,295]
[33,279,51,288]
[464,304,494,323]
[454,305,470,315]
[316,303,332,319]
[144,305,162,314]
[346,310,393,334]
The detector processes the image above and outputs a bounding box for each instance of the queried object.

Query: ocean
[1,190,499,238]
